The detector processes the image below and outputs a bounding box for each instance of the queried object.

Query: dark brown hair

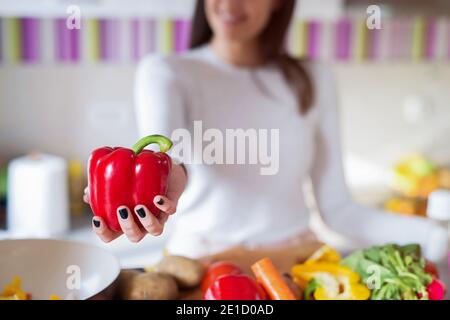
[190,0,314,114]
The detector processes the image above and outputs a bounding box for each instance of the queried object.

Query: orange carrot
[251,257,297,300]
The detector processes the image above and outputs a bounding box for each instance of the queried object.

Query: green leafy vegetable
[341,243,432,300]
[304,278,321,300]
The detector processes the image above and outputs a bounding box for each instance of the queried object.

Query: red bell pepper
[88,135,172,232]
[424,260,439,279]
[203,274,267,300]
[426,278,446,300]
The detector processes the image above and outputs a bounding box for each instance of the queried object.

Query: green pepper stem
[131,134,173,154]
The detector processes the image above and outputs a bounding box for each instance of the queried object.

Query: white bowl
[0,239,120,300]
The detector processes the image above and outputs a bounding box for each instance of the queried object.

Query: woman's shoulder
[137,46,211,79]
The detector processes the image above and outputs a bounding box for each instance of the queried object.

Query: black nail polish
[119,208,128,219]
[136,208,146,218]
[93,219,100,228]
[157,198,164,205]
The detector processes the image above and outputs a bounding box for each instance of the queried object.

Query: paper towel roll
[7,154,70,237]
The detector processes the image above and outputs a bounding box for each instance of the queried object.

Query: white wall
[0,64,138,162]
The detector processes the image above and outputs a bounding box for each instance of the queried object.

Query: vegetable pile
[201,243,446,300]
[291,244,446,300]
[342,243,446,300]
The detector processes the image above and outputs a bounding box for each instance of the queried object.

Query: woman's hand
[84,163,187,243]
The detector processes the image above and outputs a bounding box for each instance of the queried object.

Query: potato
[155,255,205,289]
[121,272,179,300]
[116,269,141,298]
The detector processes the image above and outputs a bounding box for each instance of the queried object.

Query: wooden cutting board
[179,241,323,300]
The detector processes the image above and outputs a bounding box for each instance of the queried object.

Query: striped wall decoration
[0,17,3,62]
[174,19,191,53]
[55,18,80,62]
[335,18,352,60]
[367,26,381,60]
[0,16,449,65]
[22,17,40,62]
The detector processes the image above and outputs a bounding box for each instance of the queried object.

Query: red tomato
[201,261,242,293]
[424,260,439,278]
[203,274,267,300]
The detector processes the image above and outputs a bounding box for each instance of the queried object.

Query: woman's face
[205,0,279,43]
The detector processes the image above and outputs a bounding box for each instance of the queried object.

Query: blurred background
[0,0,449,267]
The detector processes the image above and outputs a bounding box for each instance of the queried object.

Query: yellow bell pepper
[305,245,341,264]
[291,262,370,300]
[1,276,28,300]
[1,276,61,300]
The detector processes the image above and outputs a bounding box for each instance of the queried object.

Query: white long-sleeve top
[135,45,447,259]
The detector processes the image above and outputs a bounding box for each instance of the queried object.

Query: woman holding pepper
[84,0,447,260]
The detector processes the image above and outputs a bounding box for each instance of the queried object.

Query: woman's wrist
[171,158,187,177]
[167,160,188,202]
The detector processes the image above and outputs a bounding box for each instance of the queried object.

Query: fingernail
[157,197,164,205]
[93,218,100,228]
[119,208,128,219]
[136,208,146,218]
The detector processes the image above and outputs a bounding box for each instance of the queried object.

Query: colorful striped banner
[292,20,307,58]
[307,21,320,60]
[7,17,22,63]
[158,18,174,54]
[55,18,80,63]
[367,26,381,60]
[40,18,54,63]
[145,19,156,56]
[130,18,156,61]
[174,19,191,53]
[130,18,140,61]
[335,19,352,61]
[447,20,450,60]
[86,18,100,62]
[69,24,80,61]
[21,18,40,62]
[434,18,448,60]
[99,19,120,61]
[354,19,368,60]
[387,18,414,60]
[425,18,437,60]
[0,16,449,65]
[0,18,3,62]
[319,21,333,61]
[99,19,109,60]
[55,18,67,61]
[412,16,426,61]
